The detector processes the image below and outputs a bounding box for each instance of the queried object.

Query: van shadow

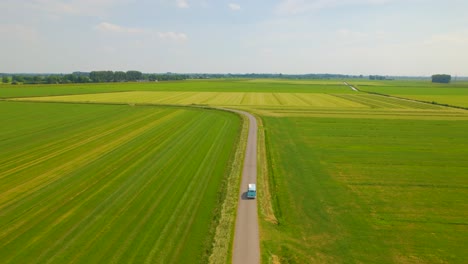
[241,192,252,200]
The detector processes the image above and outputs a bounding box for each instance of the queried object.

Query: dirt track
[228,109,260,264]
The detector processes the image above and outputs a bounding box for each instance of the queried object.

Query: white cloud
[337,29,368,39]
[95,22,145,34]
[95,22,188,42]
[275,0,395,15]
[423,31,468,46]
[157,32,188,41]
[24,0,133,17]
[228,3,241,11]
[0,24,39,42]
[176,0,189,8]
[260,48,274,56]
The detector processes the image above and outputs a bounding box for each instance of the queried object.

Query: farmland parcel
[2,79,468,263]
[0,101,241,263]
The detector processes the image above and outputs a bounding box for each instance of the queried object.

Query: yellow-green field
[350,80,468,108]
[15,91,367,108]
[395,95,468,108]
[0,101,241,264]
[3,79,468,263]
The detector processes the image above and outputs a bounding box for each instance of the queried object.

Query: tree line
[1,71,189,85]
[431,74,451,83]
[369,75,394,80]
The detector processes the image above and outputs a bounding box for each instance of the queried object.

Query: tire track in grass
[101,114,213,263]
[0,107,131,172]
[2,110,179,262]
[0,109,159,183]
[123,115,218,263]
[333,94,386,108]
[0,111,146,198]
[29,109,234,264]
[1,105,242,263]
[0,109,176,254]
[0,110,182,249]
[0,110,171,215]
[143,115,228,264]
[96,111,237,263]
[160,118,233,262]
[31,110,190,258]
[51,112,201,264]
[34,110,187,263]
[4,142,150,263]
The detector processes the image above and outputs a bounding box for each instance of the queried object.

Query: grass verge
[209,110,249,264]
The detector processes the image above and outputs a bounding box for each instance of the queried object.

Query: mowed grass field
[350,80,468,108]
[17,91,364,108]
[3,79,468,263]
[0,79,352,98]
[0,101,241,263]
[262,115,468,263]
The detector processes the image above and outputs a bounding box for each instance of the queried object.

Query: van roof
[248,183,256,191]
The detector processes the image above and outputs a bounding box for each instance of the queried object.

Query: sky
[1,0,467,76]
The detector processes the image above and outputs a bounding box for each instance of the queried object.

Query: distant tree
[90,71,114,82]
[2,76,9,83]
[114,71,127,82]
[89,71,99,82]
[47,75,59,84]
[432,74,451,83]
[76,75,91,83]
[63,74,77,83]
[126,71,142,81]
[147,74,158,81]
[32,75,43,84]
[369,75,386,80]
[12,75,24,83]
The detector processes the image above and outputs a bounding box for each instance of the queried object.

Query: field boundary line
[345,82,468,111]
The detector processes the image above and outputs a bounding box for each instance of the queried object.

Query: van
[247,184,256,199]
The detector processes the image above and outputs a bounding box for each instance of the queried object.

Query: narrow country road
[344,82,359,91]
[227,109,260,264]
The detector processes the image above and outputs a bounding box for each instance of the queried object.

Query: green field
[350,80,468,108]
[261,115,468,263]
[2,79,468,263]
[17,91,366,108]
[0,101,241,263]
[0,79,353,99]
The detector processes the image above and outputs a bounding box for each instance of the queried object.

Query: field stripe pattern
[0,101,241,264]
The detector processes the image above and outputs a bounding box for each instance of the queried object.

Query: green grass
[0,79,354,99]
[3,79,468,264]
[0,101,241,264]
[350,80,468,108]
[261,115,468,263]
[16,91,364,108]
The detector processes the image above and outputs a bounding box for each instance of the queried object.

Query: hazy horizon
[1,0,467,76]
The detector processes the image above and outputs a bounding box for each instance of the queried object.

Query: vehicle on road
[247,183,256,199]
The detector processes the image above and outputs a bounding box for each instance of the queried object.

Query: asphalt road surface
[228,109,260,264]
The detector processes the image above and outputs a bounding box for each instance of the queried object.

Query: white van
[247,184,256,199]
